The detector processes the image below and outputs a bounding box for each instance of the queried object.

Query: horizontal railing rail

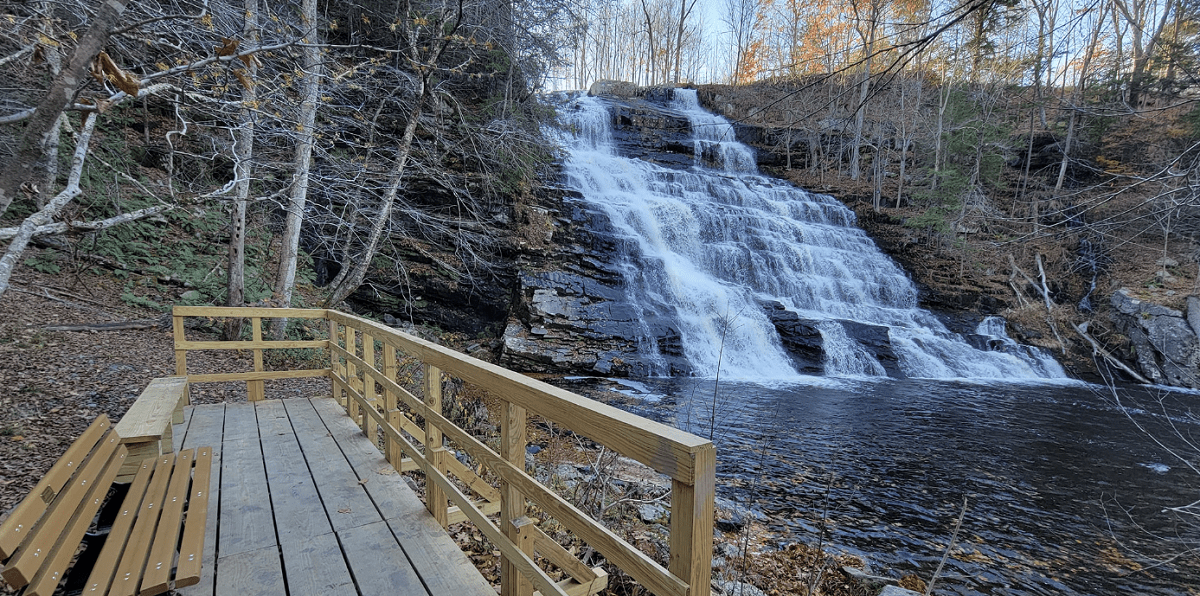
[170,306,714,596]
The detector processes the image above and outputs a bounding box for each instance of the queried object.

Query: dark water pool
[587,377,1200,595]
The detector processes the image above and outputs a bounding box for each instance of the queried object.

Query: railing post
[346,326,360,423]
[172,312,189,405]
[669,444,715,596]
[248,317,264,401]
[500,399,528,596]
[361,332,377,439]
[505,516,535,596]
[383,343,400,464]
[423,364,448,527]
[328,320,344,406]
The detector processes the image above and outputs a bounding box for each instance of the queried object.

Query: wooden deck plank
[310,397,427,520]
[311,398,494,596]
[255,400,334,542]
[386,512,496,596]
[281,399,383,531]
[218,404,276,557]
[337,520,428,596]
[173,406,193,453]
[220,401,260,443]
[175,404,224,596]
[278,531,356,596]
[213,545,286,596]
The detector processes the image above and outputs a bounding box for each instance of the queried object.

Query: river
[588,376,1199,595]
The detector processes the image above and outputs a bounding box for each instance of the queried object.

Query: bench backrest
[0,416,127,594]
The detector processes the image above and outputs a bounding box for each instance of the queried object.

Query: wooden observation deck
[163,306,715,596]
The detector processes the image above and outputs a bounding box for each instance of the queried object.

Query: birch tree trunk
[225,0,258,340]
[271,0,322,339]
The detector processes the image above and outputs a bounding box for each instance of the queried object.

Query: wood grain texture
[141,449,196,595]
[282,398,383,531]
[0,415,110,559]
[386,512,496,596]
[309,397,426,521]
[213,544,286,596]
[337,520,427,596]
[109,454,174,596]
[2,431,122,587]
[669,445,715,596]
[25,443,125,596]
[83,459,154,596]
[115,377,188,442]
[175,405,225,596]
[277,531,356,595]
[255,399,334,542]
[174,446,213,589]
[218,404,275,558]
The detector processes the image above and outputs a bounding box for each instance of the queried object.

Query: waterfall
[549,89,1067,381]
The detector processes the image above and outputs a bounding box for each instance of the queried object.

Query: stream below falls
[577,377,1200,595]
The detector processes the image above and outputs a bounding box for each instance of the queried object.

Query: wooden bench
[0,414,212,596]
[114,377,189,482]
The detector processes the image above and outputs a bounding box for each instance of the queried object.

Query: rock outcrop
[499,188,690,377]
[1110,289,1200,388]
[761,300,906,378]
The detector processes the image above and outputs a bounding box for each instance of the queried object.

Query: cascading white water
[551,89,1068,381]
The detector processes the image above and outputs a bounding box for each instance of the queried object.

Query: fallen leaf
[10,436,24,441]
[358,478,368,485]
[338,508,351,513]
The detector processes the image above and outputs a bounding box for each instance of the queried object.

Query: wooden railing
[171,306,715,596]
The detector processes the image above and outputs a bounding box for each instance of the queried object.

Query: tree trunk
[323,89,425,309]
[225,0,258,340]
[0,114,98,300]
[673,0,697,84]
[932,78,951,192]
[1054,8,1103,194]
[0,0,133,218]
[849,13,876,181]
[271,0,322,340]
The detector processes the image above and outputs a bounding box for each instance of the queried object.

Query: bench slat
[25,445,127,596]
[116,378,188,442]
[108,455,174,596]
[174,447,213,588]
[140,449,196,596]
[0,415,111,559]
[83,458,156,596]
[1,430,121,587]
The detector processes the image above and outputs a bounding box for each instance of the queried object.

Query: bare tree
[272,0,323,338]
[0,0,133,218]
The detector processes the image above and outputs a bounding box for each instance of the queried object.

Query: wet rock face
[1111,289,1200,389]
[606,98,695,169]
[499,195,691,377]
[760,301,906,378]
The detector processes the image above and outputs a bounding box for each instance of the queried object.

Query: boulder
[761,301,824,374]
[1110,289,1200,388]
[587,80,640,98]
